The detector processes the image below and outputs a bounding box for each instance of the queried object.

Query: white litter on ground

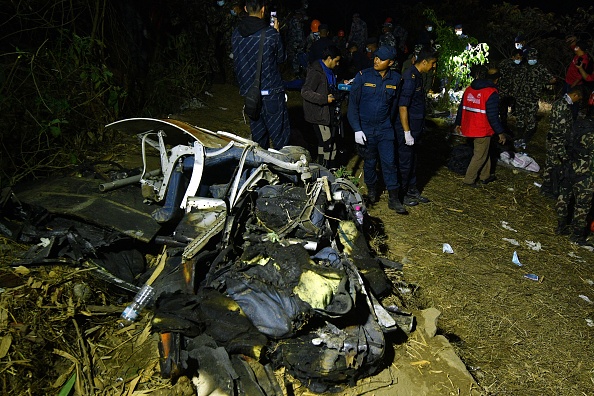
[525,240,542,251]
[512,251,522,266]
[442,243,454,254]
[501,221,518,232]
[502,238,520,246]
[579,294,593,304]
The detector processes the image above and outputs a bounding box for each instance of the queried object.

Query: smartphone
[270,11,276,27]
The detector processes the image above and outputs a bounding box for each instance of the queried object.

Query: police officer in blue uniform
[396,47,438,207]
[347,45,407,214]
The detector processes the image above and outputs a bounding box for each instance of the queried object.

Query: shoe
[366,184,377,204]
[406,187,430,203]
[570,234,594,247]
[462,182,478,188]
[403,195,419,206]
[388,190,408,214]
[481,175,497,184]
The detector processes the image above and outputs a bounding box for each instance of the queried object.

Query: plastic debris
[204,91,214,97]
[586,319,594,327]
[568,252,584,262]
[533,182,542,188]
[512,251,523,266]
[502,238,520,246]
[524,273,539,281]
[442,243,454,254]
[525,240,542,251]
[585,279,594,286]
[578,294,593,304]
[501,221,518,232]
[218,107,228,111]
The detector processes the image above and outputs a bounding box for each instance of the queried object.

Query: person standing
[497,49,523,129]
[347,46,406,214]
[513,48,556,149]
[454,66,507,187]
[307,24,332,63]
[232,0,290,149]
[379,22,397,50]
[555,116,594,246]
[301,45,342,168]
[347,13,367,54]
[305,19,321,55]
[541,87,584,200]
[395,48,438,207]
[286,9,307,78]
[565,41,591,118]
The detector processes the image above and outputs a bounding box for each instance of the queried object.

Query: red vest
[461,86,497,138]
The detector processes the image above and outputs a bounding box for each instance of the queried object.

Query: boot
[555,218,570,235]
[570,227,593,246]
[388,189,408,215]
[366,184,377,204]
[405,186,430,204]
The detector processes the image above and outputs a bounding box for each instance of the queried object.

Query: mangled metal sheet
[104,117,235,149]
[15,176,160,243]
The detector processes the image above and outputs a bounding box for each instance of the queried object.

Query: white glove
[355,131,366,145]
[404,131,415,146]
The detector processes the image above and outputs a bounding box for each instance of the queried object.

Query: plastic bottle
[120,284,156,325]
[354,205,364,225]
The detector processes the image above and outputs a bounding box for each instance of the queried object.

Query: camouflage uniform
[541,94,573,197]
[555,117,594,243]
[286,13,306,76]
[347,15,368,53]
[497,58,522,127]
[514,49,554,144]
[392,24,408,53]
[379,31,397,49]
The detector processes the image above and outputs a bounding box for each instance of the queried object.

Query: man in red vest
[454,66,508,187]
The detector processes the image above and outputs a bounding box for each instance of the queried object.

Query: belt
[261,87,284,96]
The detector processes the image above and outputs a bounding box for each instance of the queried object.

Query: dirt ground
[1,82,593,395]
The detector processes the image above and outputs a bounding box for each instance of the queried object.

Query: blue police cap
[375,45,397,61]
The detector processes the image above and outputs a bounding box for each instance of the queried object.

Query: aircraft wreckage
[10,118,415,394]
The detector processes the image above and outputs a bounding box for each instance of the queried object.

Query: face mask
[513,59,521,65]
[455,30,462,36]
[528,59,537,65]
[313,32,319,37]
[366,47,372,53]
[216,0,225,6]
[427,26,433,32]
[230,9,237,16]
[515,43,523,49]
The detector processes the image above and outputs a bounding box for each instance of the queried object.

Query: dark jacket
[301,61,332,125]
[455,78,505,135]
[232,16,286,96]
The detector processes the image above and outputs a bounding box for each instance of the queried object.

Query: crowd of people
[229,0,594,244]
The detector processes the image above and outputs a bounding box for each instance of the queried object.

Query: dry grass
[364,107,594,396]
